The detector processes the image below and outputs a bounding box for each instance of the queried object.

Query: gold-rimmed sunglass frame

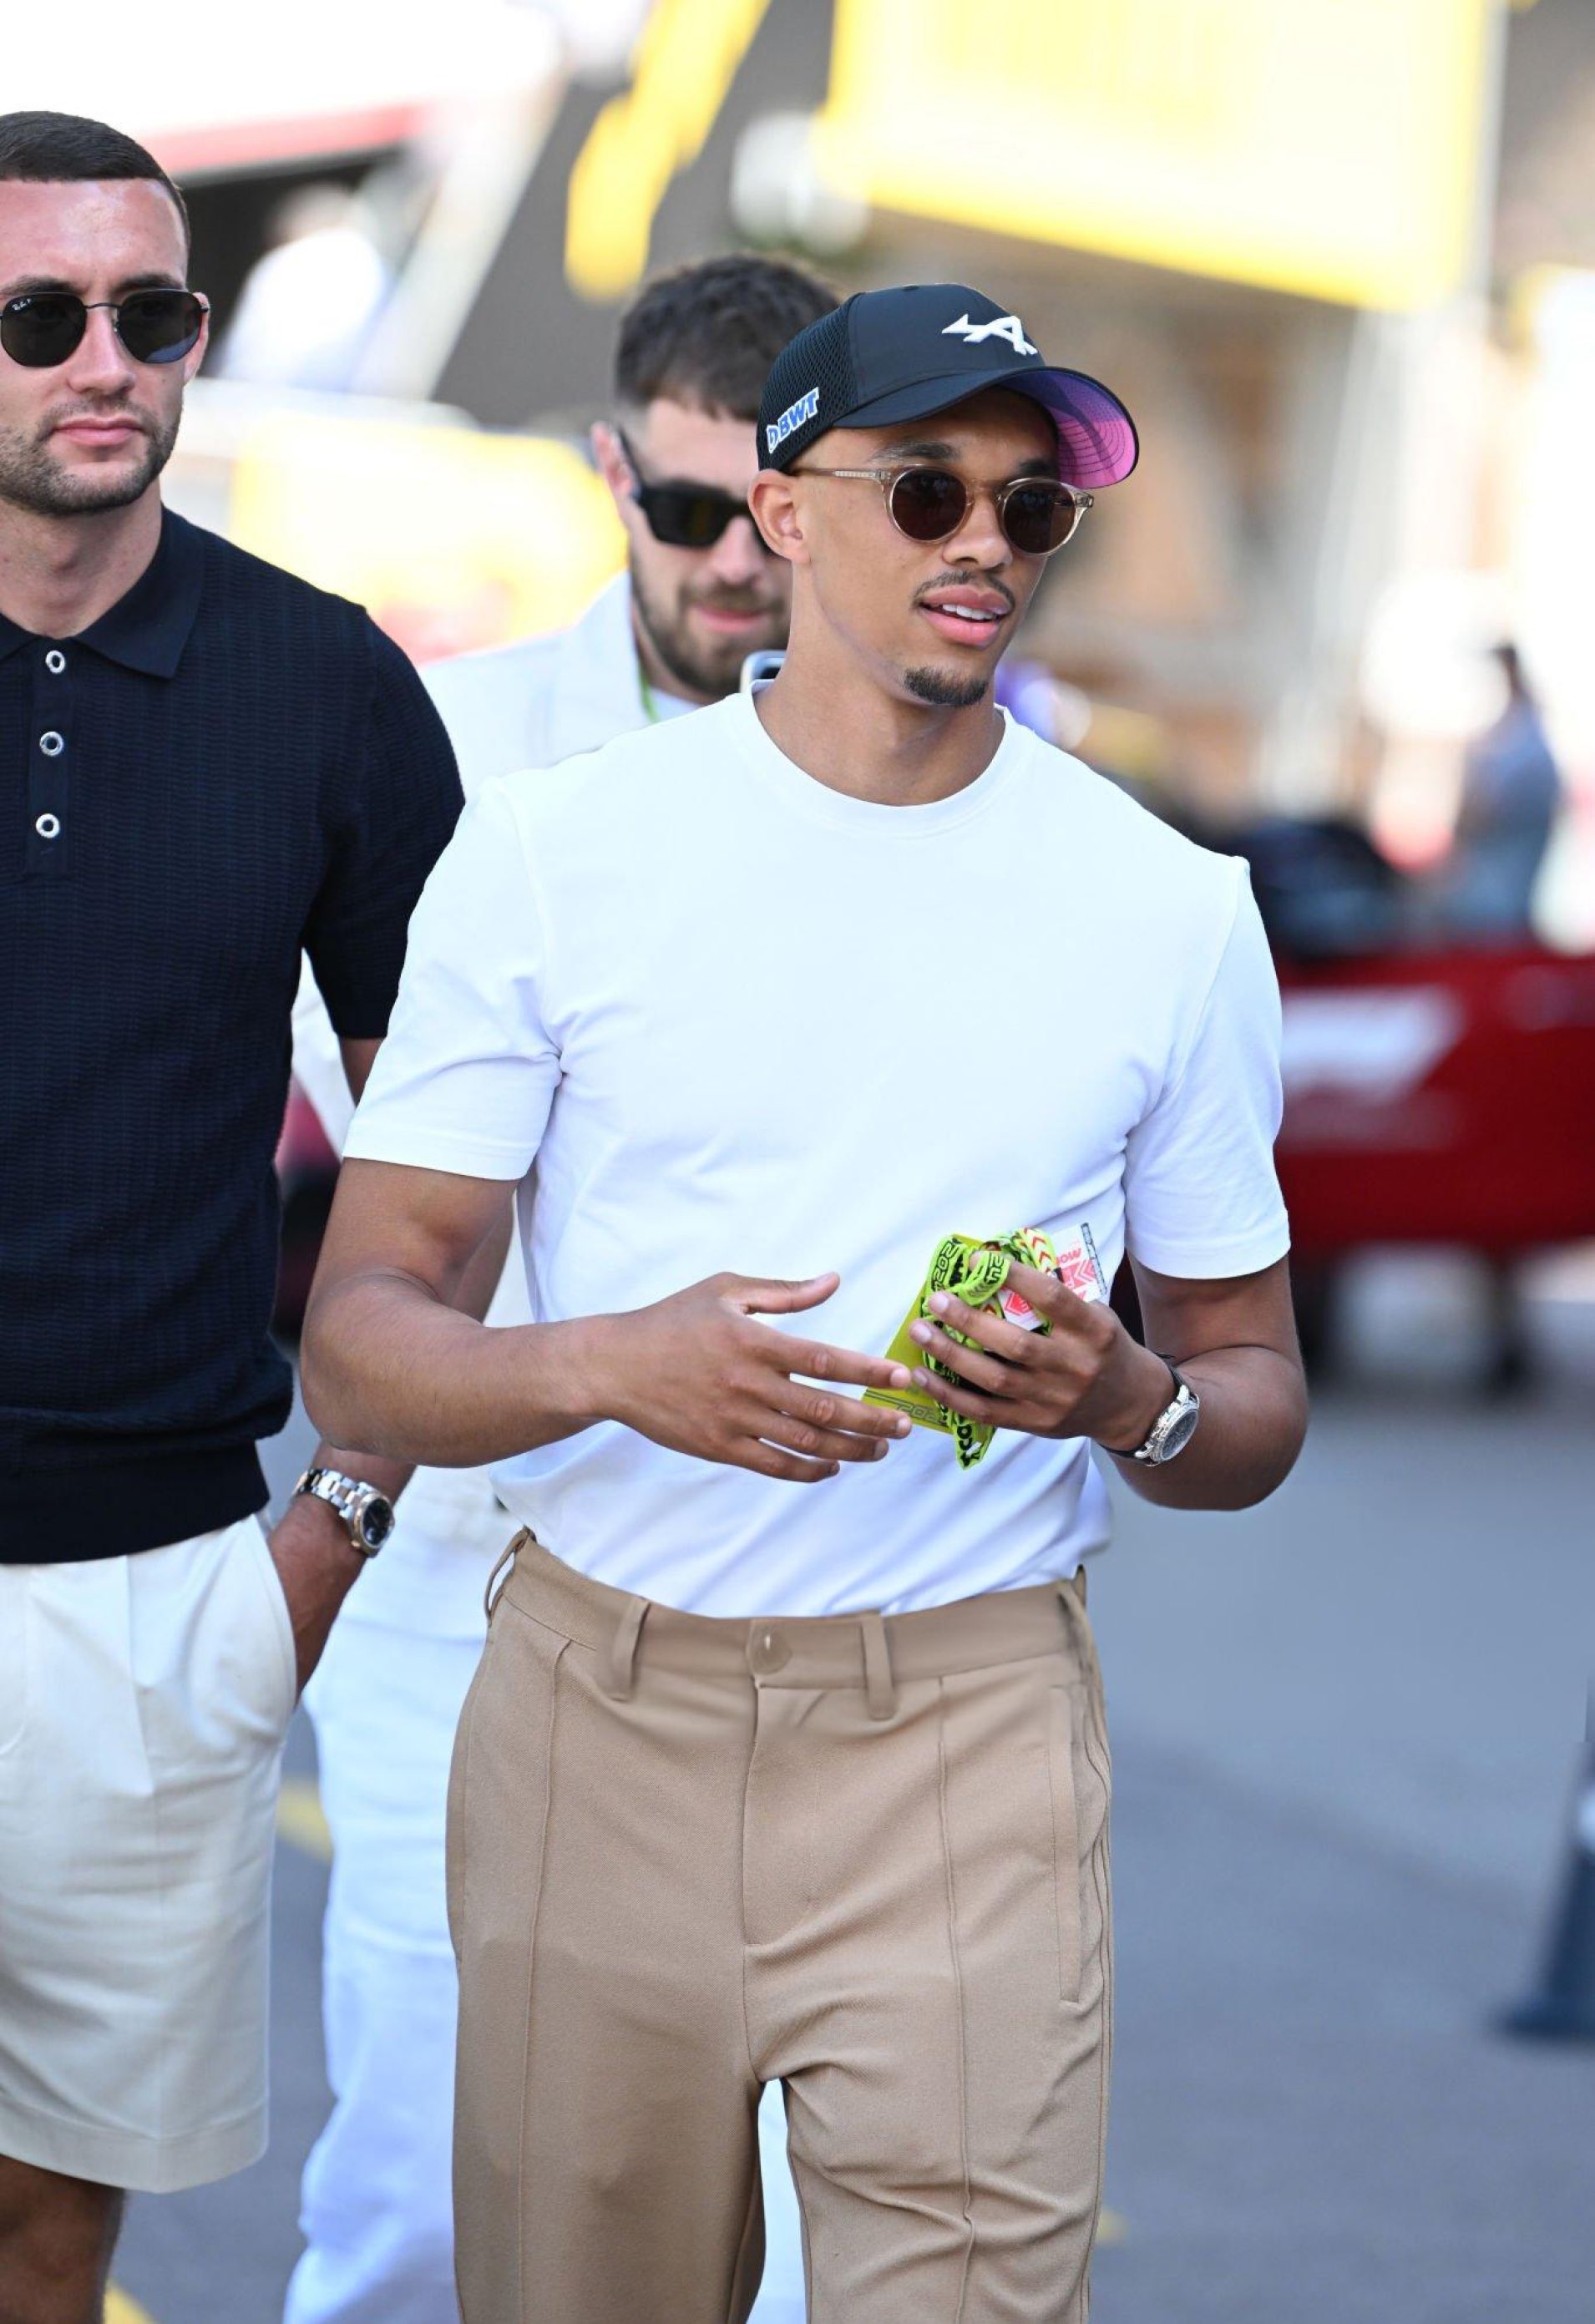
[788,463,1093,557]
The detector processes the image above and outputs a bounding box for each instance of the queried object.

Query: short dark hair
[615,254,836,421]
[0,110,189,246]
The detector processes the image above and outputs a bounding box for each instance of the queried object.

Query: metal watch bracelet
[293,1466,396,1557]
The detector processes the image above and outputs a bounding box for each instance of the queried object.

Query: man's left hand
[266,1491,369,1700]
[905,1261,1172,1452]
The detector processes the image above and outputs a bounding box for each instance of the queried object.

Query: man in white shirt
[303,283,1308,2324]
[285,255,836,2324]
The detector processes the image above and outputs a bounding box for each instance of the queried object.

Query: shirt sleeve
[302,620,465,1038]
[291,959,357,1152]
[1122,864,1291,1278]
[343,778,560,1182]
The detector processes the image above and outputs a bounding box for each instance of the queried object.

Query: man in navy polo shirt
[0,112,462,2321]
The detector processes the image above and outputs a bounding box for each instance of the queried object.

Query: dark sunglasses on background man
[0,288,210,370]
[615,428,772,554]
[792,463,1092,559]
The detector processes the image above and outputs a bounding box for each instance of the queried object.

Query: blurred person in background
[214,183,392,394]
[284,251,836,2324]
[1444,641,1562,942]
[301,283,1306,2324]
[0,111,461,2324]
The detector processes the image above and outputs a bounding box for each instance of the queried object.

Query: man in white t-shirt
[285,256,836,2324]
[303,282,1307,2324]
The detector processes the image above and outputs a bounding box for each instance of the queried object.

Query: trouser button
[748,1625,791,1674]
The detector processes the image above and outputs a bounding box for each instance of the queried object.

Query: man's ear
[183,302,211,387]
[748,470,808,567]
[590,421,631,517]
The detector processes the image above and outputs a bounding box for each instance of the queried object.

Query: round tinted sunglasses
[1,289,210,371]
[615,428,771,554]
[792,463,1091,559]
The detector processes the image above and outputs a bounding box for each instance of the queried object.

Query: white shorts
[0,1513,296,2192]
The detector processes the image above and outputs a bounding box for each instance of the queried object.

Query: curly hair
[615,253,837,422]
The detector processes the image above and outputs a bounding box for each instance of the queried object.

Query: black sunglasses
[0,289,210,371]
[792,463,1092,559]
[615,429,769,554]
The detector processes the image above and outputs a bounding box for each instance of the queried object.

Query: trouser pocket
[1049,1678,1111,2007]
[1048,1685,1083,2002]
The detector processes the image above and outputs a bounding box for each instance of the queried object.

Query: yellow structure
[276,1776,334,1863]
[566,0,772,300]
[105,2291,156,2324]
[230,417,624,660]
[818,0,1498,311]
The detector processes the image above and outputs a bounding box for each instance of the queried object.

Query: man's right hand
[586,1271,914,1482]
[304,1164,917,1477]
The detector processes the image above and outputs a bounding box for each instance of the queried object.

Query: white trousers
[0,1516,295,2192]
[286,1599,808,2324]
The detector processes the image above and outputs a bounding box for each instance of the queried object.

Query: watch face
[356,1496,395,1551]
[1157,1398,1201,1462]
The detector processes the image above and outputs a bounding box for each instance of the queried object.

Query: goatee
[904,665,990,710]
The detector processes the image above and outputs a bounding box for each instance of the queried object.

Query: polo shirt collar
[78,509,204,676]
[0,506,204,677]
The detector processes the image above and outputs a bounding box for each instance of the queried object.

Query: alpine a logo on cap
[766,384,820,456]
[942,311,1037,357]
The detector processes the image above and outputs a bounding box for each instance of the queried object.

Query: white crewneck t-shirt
[346,692,1289,1617]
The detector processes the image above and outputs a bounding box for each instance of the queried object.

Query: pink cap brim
[1015,369,1140,489]
[846,365,1140,489]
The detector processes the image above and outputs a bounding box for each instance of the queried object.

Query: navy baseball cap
[757,284,1138,491]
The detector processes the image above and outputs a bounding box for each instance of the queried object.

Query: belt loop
[484,1530,526,1623]
[605,1593,651,1701]
[861,1611,896,1722]
[1057,1568,1104,1700]
[1055,1570,1088,1636]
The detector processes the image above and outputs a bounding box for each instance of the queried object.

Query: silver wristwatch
[294,1466,396,1557]
[1106,1367,1201,1466]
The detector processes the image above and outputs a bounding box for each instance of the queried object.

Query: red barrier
[1277,946,1595,1258]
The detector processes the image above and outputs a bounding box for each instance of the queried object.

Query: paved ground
[111,1255,1595,2322]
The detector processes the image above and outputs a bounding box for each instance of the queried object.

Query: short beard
[630,558,784,704]
[904,664,990,710]
[0,412,178,519]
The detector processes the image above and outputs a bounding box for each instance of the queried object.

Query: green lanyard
[866,1228,1066,1469]
[637,662,661,724]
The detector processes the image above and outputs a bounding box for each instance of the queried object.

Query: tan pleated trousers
[447,1534,1113,2323]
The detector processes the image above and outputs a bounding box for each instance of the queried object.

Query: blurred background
[15,1,1593,2316]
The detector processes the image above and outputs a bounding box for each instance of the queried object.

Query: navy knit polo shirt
[1,509,463,1562]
